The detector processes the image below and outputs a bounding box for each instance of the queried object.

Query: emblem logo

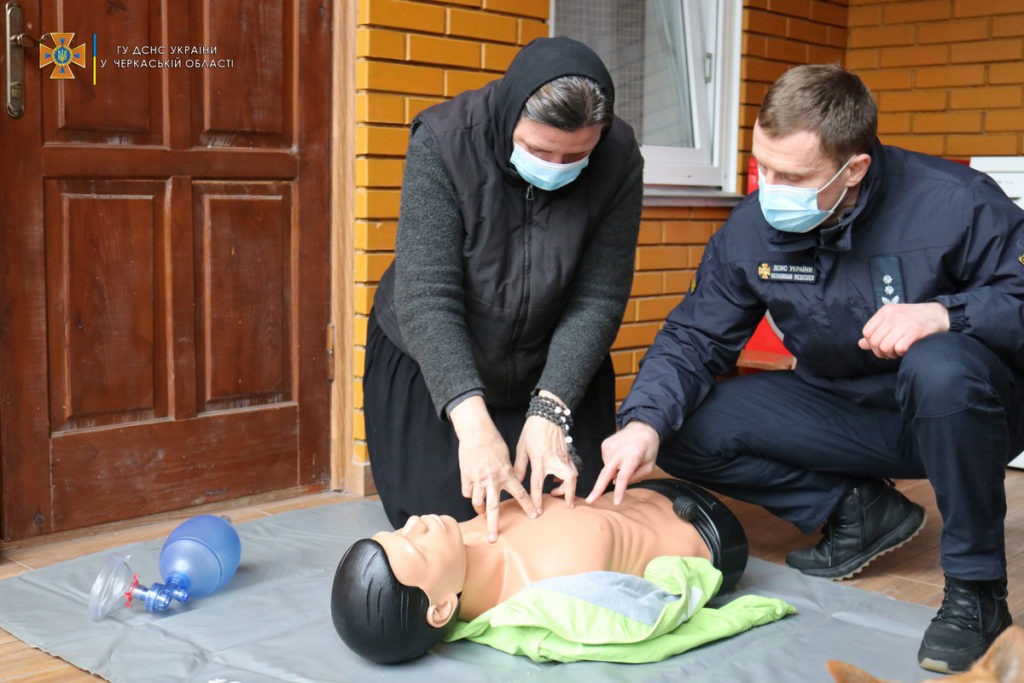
[39,33,86,79]
[757,262,817,283]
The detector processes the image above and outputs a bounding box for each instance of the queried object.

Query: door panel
[45,2,165,144]
[50,405,298,529]
[45,179,168,432]
[193,182,292,411]
[194,2,291,146]
[0,0,332,540]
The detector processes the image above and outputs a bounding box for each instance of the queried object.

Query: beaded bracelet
[526,393,578,461]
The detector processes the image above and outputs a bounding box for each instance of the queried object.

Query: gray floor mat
[0,499,940,682]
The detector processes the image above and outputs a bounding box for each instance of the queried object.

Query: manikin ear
[844,153,872,187]
[425,593,458,629]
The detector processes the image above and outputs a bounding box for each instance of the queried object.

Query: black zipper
[507,184,534,403]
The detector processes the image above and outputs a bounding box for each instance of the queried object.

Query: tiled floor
[2,473,1023,681]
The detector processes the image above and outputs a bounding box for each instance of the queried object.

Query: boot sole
[794,505,927,580]
[917,612,1013,673]
[918,656,955,674]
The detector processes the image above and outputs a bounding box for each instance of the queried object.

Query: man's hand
[586,421,660,505]
[514,413,579,513]
[450,396,537,543]
[858,302,950,359]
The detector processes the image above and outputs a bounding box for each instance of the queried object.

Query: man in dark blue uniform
[586,64,1024,674]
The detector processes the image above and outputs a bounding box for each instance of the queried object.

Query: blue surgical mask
[510,143,590,191]
[758,157,853,233]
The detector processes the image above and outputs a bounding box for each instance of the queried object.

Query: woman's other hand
[513,391,579,514]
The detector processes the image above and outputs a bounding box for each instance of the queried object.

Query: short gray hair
[521,75,613,131]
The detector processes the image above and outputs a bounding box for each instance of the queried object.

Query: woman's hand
[513,392,579,514]
[450,395,537,542]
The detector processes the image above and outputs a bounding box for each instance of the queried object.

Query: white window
[552,0,741,199]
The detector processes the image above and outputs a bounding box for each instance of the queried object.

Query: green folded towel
[447,556,796,663]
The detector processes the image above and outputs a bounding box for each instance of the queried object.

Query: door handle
[3,1,48,118]
[5,0,25,118]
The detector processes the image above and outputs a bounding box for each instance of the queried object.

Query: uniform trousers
[656,332,1024,581]
[364,310,616,529]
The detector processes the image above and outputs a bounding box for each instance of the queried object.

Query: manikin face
[372,514,467,619]
[752,121,868,214]
[511,117,603,164]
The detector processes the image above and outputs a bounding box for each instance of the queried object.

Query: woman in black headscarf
[365,37,643,540]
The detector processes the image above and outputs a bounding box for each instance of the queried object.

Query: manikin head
[330,514,467,664]
[753,64,876,223]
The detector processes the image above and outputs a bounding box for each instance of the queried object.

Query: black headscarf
[490,37,615,164]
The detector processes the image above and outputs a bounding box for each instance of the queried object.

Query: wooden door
[0,0,332,541]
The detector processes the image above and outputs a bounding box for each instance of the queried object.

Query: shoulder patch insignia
[1018,253,1024,268]
[757,262,817,284]
[870,255,905,309]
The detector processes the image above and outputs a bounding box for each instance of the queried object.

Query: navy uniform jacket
[618,140,1024,441]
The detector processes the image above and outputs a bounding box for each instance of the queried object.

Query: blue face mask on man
[758,156,853,233]
[510,143,590,191]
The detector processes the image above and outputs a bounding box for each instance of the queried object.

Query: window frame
[550,0,743,201]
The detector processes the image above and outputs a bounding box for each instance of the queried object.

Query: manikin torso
[455,488,711,619]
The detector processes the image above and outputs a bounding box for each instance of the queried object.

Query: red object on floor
[748,316,789,356]
[740,156,794,367]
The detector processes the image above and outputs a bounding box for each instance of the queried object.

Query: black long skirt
[363,309,617,529]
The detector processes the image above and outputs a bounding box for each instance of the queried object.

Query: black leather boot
[918,575,1012,674]
[785,479,926,579]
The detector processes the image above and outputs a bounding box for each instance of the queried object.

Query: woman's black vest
[374,38,638,406]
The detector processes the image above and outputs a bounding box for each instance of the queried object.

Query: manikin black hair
[330,538,457,664]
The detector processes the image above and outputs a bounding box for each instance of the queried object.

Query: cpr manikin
[331,479,747,663]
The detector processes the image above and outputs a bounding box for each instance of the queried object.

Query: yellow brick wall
[740,0,849,192]
[351,1,732,472]
[609,205,731,402]
[353,0,548,468]
[613,0,849,400]
[846,1,1024,156]
[349,0,1023,476]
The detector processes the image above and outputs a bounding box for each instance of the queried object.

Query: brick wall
[740,0,849,192]
[352,0,548,474]
[846,1,1024,156]
[350,0,730,481]
[609,206,729,402]
[612,1,849,402]
[348,0,1024,485]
